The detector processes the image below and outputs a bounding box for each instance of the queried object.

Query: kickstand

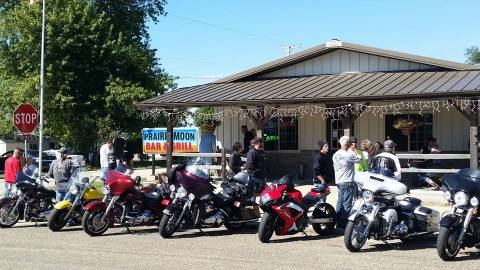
[198,227,209,236]
[302,231,308,237]
[125,226,133,234]
[381,240,399,249]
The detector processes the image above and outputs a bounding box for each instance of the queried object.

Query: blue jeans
[56,190,68,202]
[101,167,110,180]
[3,182,13,199]
[336,182,357,229]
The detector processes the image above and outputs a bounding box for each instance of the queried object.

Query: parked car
[0,151,56,172]
[44,149,85,166]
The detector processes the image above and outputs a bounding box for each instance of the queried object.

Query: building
[139,40,480,179]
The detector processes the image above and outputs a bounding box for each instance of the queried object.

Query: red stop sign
[13,104,38,134]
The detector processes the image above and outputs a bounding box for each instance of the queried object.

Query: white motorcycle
[344,171,440,252]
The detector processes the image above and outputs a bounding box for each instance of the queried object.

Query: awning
[139,70,480,109]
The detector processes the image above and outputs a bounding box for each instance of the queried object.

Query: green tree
[0,0,175,153]
[466,46,480,65]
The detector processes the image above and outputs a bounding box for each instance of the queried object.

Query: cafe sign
[142,127,199,154]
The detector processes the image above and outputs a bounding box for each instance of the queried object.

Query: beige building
[140,40,480,179]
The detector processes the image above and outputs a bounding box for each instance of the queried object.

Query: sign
[13,103,38,134]
[142,128,199,154]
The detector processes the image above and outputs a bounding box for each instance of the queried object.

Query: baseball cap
[58,147,67,154]
[384,140,396,148]
[251,137,264,145]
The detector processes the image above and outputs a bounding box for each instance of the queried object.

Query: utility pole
[281,44,301,56]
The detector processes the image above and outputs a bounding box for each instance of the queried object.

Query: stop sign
[13,103,38,134]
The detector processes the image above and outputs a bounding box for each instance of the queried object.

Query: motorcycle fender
[348,211,360,222]
[439,214,463,229]
[54,201,72,210]
[163,204,181,216]
[84,201,108,212]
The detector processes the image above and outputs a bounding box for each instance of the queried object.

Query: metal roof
[216,40,480,83]
[139,70,480,109]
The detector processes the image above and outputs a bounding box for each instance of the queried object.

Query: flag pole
[38,0,46,177]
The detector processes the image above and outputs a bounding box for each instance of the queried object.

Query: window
[385,114,433,152]
[263,117,298,151]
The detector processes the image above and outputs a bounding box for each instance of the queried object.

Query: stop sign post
[13,104,38,134]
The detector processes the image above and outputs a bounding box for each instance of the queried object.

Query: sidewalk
[0,168,449,213]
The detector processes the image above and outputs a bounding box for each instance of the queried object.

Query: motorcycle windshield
[66,167,83,189]
[443,170,480,195]
[106,170,133,183]
[15,165,39,183]
[185,157,210,180]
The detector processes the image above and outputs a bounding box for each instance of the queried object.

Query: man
[199,124,218,173]
[48,148,75,202]
[370,140,402,180]
[333,136,359,229]
[99,139,112,180]
[241,125,255,154]
[3,148,23,198]
[313,140,330,184]
[245,137,267,180]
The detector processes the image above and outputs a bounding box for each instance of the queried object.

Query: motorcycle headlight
[69,185,79,195]
[470,196,479,207]
[16,189,23,196]
[443,191,452,201]
[260,193,271,204]
[176,187,187,198]
[102,186,110,195]
[454,191,469,206]
[362,190,374,203]
[169,184,176,192]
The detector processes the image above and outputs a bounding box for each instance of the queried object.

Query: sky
[148,0,480,88]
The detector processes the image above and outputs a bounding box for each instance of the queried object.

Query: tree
[0,0,175,154]
[466,46,480,65]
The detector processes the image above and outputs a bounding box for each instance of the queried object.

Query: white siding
[259,49,438,78]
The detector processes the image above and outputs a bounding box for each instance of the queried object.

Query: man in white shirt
[99,139,112,180]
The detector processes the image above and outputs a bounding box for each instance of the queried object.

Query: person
[199,124,218,168]
[332,136,359,229]
[99,139,112,180]
[245,137,267,180]
[312,140,331,184]
[228,142,244,177]
[351,137,369,172]
[48,148,75,202]
[3,148,24,198]
[419,144,443,189]
[241,125,255,154]
[370,140,402,180]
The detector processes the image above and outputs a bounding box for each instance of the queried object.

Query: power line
[175,76,221,80]
[159,55,232,67]
[167,13,286,45]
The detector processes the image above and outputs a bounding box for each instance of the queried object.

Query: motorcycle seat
[399,197,422,211]
[145,192,162,204]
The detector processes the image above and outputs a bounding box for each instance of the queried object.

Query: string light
[141,98,479,122]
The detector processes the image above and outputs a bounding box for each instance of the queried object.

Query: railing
[397,153,470,174]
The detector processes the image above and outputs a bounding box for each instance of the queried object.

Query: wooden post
[221,147,226,182]
[151,154,156,176]
[343,118,353,137]
[166,114,174,170]
[470,126,478,169]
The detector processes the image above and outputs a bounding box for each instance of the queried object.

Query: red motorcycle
[258,175,336,242]
[82,170,170,236]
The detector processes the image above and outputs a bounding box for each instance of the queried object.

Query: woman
[312,140,331,184]
[229,142,244,176]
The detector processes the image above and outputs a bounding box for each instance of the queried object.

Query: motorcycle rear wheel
[159,211,182,238]
[258,212,276,243]
[344,215,369,252]
[82,210,110,236]
[437,226,462,261]
[48,208,70,231]
[0,200,20,228]
[312,203,336,235]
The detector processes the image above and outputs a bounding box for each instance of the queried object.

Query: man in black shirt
[241,125,255,154]
[245,137,266,180]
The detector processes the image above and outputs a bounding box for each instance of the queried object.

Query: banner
[142,127,199,154]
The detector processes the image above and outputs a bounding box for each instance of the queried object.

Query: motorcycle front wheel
[437,226,463,261]
[82,210,110,236]
[344,215,369,252]
[48,208,70,231]
[159,210,182,238]
[312,203,336,235]
[258,212,276,243]
[0,199,21,228]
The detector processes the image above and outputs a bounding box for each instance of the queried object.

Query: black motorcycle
[159,160,263,238]
[437,168,480,260]
[0,166,56,227]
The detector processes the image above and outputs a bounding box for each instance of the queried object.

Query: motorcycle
[48,168,104,231]
[257,175,336,243]
[82,169,170,236]
[344,171,440,252]
[0,165,56,227]
[437,168,480,260]
[158,159,263,238]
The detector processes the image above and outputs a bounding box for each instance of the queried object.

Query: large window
[264,117,298,151]
[385,114,433,152]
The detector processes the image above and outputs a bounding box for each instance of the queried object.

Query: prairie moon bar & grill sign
[142,128,200,154]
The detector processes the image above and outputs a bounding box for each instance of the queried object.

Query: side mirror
[135,176,142,186]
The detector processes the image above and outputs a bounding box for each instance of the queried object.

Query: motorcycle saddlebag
[238,202,260,220]
[413,206,440,232]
